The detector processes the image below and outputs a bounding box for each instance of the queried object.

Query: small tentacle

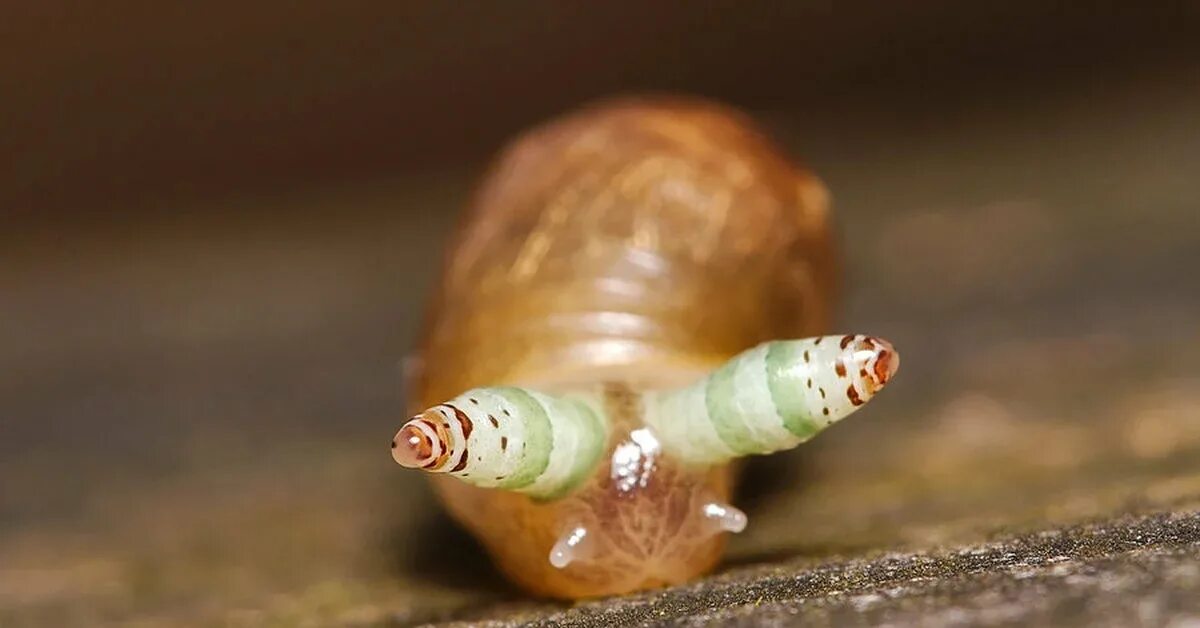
[644,335,899,466]
[548,524,595,569]
[701,500,748,534]
[392,387,609,500]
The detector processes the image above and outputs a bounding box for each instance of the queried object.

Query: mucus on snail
[391,96,899,599]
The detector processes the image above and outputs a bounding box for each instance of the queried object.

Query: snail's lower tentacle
[548,523,596,569]
[701,500,748,534]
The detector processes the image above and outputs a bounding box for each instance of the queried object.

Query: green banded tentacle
[765,341,821,439]
[493,387,553,490]
[393,386,610,500]
[644,335,898,466]
[394,335,896,498]
[704,357,766,455]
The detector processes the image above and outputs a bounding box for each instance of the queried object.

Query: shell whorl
[392,387,609,500]
[645,335,898,466]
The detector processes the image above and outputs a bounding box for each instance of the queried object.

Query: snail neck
[415,276,762,405]
[506,340,721,393]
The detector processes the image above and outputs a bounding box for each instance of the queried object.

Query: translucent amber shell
[408,97,836,598]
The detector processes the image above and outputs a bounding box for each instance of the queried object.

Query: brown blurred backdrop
[5,3,1200,214]
[3,3,1200,625]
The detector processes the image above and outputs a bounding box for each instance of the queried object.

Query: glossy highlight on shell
[391,97,899,599]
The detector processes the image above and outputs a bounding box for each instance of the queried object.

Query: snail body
[393,98,898,598]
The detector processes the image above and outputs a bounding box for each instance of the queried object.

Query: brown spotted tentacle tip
[849,335,900,395]
[391,413,442,469]
[876,341,899,386]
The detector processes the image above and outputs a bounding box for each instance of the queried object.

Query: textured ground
[3,67,1199,626]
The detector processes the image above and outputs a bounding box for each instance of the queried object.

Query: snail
[392,97,899,599]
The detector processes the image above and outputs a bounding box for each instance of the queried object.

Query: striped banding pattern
[644,335,898,466]
[392,334,896,498]
[392,387,609,500]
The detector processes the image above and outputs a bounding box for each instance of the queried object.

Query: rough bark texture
[3,68,1199,626]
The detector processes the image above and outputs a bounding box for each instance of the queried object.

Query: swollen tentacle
[392,387,609,500]
[644,335,898,466]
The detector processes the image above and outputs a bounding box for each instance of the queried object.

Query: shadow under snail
[391,96,899,599]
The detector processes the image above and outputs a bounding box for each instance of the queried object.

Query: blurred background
[3,3,1200,625]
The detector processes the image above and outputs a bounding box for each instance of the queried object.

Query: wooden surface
[3,67,1200,626]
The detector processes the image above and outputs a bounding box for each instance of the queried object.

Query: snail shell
[393,97,897,598]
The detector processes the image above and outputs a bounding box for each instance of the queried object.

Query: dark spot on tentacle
[823,407,829,416]
[847,384,864,406]
[445,403,473,439]
[450,445,470,472]
[423,415,453,469]
[502,409,510,417]
[873,349,895,386]
[806,378,812,388]
[469,397,479,405]
[418,425,444,468]
[500,437,508,450]
[819,387,826,399]
[835,361,846,377]
[814,337,824,345]
[840,335,855,349]
[803,350,810,362]
[488,415,499,428]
